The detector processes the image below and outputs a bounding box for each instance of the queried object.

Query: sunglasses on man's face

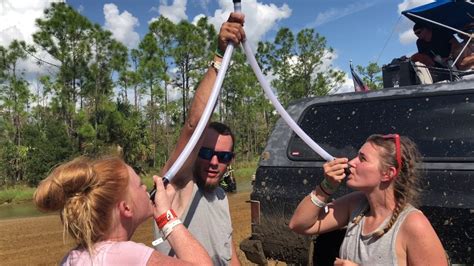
[198,147,234,163]
[414,30,422,35]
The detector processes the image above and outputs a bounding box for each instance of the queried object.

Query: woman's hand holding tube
[322,158,349,193]
[152,175,173,216]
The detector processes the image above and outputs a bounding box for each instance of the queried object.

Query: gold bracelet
[209,60,222,72]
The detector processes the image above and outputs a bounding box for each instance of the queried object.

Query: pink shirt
[61,241,154,265]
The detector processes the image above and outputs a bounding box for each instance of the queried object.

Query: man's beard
[195,174,220,193]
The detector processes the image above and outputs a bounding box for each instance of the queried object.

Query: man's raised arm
[161,13,245,185]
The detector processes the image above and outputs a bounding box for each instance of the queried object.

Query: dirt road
[0,191,258,265]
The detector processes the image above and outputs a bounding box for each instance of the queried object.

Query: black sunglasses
[198,147,234,163]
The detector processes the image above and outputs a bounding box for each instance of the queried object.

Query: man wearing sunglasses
[153,12,244,266]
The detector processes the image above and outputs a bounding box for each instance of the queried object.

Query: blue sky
[66,0,425,72]
[0,0,432,92]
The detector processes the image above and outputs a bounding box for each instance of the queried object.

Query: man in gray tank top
[152,13,245,266]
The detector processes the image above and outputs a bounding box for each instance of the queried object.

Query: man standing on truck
[152,12,245,266]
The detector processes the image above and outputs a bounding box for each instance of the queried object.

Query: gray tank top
[339,199,419,265]
[153,182,233,265]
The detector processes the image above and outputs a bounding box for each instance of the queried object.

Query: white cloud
[319,50,354,94]
[397,0,433,13]
[0,0,62,78]
[18,52,58,80]
[203,0,291,48]
[147,0,291,102]
[317,49,338,73]
[308,1,377,28]
[152,0,188,24]
[399,26,417,44]
[150,0,291,48]
[167,84,182,102]
[397,0,434,45]
[0,0,63,46]
[332,75,355,94]
[260,49,351,95]
[276,49,353,94]
[198,0,211,14]
[103,3,140,48]
[191,14,206,25]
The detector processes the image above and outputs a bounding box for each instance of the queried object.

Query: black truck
[240,79,474,265]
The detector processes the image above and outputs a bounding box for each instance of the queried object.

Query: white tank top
[154,182,233,265]
[339,199,419,265]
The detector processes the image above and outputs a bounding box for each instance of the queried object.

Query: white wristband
[152,237,164,247]
[310,191,327,208]
[161,219,182,239]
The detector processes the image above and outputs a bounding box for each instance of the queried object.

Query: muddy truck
[240,79,474,265]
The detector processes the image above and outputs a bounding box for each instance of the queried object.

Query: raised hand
[218,12,246,52]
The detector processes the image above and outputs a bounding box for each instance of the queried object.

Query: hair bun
[34,157,97,212]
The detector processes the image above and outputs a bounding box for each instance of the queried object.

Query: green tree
[22,110,75,185]
[148,16,176,156]
[129,48,145,111]
[0,41,34,183]
[81,24,128,154]
[356,62,383,90]
[257,27,345,107]
[33,2,92,147]
[137,32,166,167]
[111,100,152,172]
[223,49,273,160]
[172,19,208,123]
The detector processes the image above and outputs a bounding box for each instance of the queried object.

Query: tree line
[0,3,380,187]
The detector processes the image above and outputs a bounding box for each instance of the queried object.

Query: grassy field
[0,161,258,205]
[0,185,36,205]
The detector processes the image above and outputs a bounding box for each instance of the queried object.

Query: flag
[350,62,369,92]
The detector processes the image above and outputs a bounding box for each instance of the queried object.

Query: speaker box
[382,57,418,88]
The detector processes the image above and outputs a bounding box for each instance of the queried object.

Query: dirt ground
[0,191,282,265]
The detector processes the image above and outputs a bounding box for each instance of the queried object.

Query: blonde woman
[289,134,447,265]
[34,157,212,265]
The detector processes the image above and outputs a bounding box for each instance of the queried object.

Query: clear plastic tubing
[162,5,239,181]
[241,41,334,161]
[163,0,334,182]
[237,0,332,161]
